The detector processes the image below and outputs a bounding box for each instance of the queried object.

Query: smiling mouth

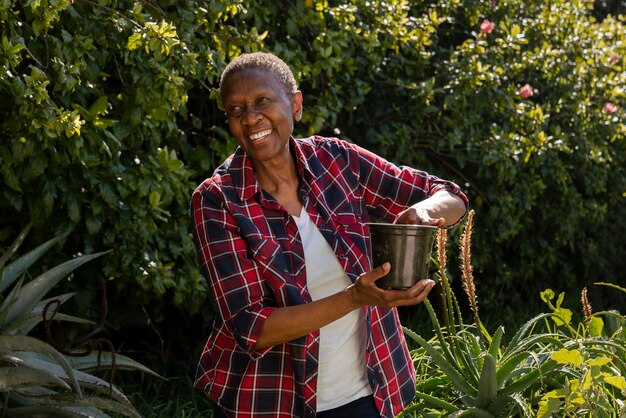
[248,129,272,142]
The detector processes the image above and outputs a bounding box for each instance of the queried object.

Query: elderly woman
[191,52,468,418]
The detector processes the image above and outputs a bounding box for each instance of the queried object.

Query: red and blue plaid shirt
[192,136,468,418]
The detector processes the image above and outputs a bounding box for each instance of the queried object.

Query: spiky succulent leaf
[488,326,504,359]
[3,406,82,418]
[8,351,133,405]
[487,394,516,417]
[21,394,141,418]
[503,313,554,357]
[418,299,461,371]
[416,375,450,392]
[0,335,82,397]
[63,406,113,418]
[9,391,113,417]
[3,251,109,327]
[8,292,84,335]
[0,367,71,391]
[404,326,478,396]
[0,223,32,281]
[496,351,532,387]
[66,351,162,378]
[0,275,24,328]
[500,359,559,395]
[413,389,458,412]
[448,407,494,418]
[477,354,497,409]
[0,229,68,293]
[6,313,95,335]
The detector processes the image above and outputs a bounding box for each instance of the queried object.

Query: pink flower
[480,19,496,34]
[610,53,619,65]
[519,84,534,99]
[604,102,618,114]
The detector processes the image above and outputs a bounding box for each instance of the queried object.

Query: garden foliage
[0,0,624,320]
[0,224,159,417]
[402,213,626,417]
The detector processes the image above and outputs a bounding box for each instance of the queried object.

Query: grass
[111,368,214,418]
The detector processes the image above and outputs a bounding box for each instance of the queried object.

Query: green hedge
[1,0,624,328]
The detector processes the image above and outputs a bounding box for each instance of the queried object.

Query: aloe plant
[0,224,160,417]
[400,211,626,417]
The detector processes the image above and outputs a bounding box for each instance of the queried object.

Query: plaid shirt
[192,136,468,418]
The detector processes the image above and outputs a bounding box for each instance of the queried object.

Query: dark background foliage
[1,0,624,382]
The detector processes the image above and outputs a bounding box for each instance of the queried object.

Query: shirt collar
[229,137,313,202]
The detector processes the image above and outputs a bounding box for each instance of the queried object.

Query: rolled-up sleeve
[341,140,468,223]
[191,183,275,358]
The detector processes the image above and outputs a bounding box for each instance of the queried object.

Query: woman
[191,52,468,418]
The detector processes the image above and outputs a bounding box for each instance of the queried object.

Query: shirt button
[338,254,347,259]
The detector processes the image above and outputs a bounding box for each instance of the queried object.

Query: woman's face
[221,68,302,166]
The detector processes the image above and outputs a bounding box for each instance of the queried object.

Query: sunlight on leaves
[551,349,583,367]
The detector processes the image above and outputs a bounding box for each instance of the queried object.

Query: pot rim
[366,222,438,230]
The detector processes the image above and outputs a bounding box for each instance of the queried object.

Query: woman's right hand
[346,262,436,308]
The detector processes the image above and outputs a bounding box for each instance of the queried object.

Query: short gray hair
[219,52,298,101]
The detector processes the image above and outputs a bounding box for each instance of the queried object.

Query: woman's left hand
[394,206,445,226]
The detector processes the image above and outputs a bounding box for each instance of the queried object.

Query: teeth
[249,129,272,141]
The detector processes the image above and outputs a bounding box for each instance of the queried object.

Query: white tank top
[292,207,372,411]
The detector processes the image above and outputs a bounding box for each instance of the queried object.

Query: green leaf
[588,316,604,337]
[500,360,559,396]
[9,392,141,417]
[403,327,478,397]
[594,281,626,295]
[0,367,70,391]
[66,351,162,378]
[511,24,521,38]
[0,223,32,274]
[149,191,161,208]
[0,335,82,397]
[0,225,65,293]
[127,33,143,50]
[413,389,458,413]
[416,375,450,392]
[6,312,94,335]
[551,307,572,326]
[537,391,562,418]
[418,299,459,369]
[487,326,503,359]
[2,407,79,418]
[555,292,565,309]
[550,348,583,366]
[487,394,516,416]
[496,351,531,387]
[10,351,132,405]
[587,357,611,367]
[503,313,554,357]
[36,395,140,418]
[603,375,626,390]
[448,407,494,418]
[88,96,108,117]
[3,251,109,327]
[476,354,497,408]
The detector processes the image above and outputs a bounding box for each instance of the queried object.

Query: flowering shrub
[480,19,496,34]
[0,0,624,334]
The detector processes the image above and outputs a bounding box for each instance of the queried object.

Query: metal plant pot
[368,223,437,290]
